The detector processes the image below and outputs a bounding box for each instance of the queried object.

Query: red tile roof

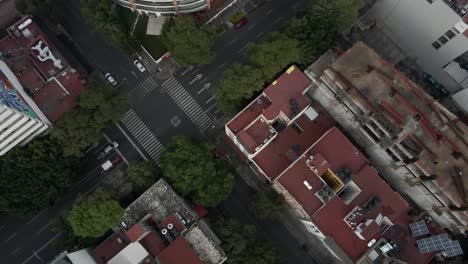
[262,66,312,120]
[253,107,335,180]
[157,237,203,264]
[139,230,167,257]
[92,232,128,264]
[227,95,271,135]
[126,223,145,242]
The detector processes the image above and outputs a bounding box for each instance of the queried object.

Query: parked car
[134,60,146,72]
[111,154,122,165]
[98,141,119,159]
[235,17,248,29]
[105,73,118,87]
[100,160,113,174]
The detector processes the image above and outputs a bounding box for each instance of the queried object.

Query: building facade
[0,60,50,156]
[114,0,211,16]
[364,0,468,95]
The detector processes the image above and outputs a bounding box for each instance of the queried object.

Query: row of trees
[214,0,363,113]
[52,83,128,156]
[215,32,301,113]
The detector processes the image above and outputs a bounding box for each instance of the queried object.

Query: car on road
[235,17,248,29]
[105,73,118,87]
[134,60,146,72]
[100,160,113,174]
[98,141,119,159]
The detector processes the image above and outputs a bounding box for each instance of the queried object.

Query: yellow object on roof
[286,65,295,74]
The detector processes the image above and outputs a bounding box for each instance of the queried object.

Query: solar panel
[409,220,429,237]
[416,234,463,257]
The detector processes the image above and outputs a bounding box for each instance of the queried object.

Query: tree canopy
[52,83,128,157]
[214,64,265,113]
[67,190,124,238]
[214,218,279,264]
[309,0,364,31]
[247,32,301,80]
[81,0,137,52]
[128,160,161,192]
[286,10,339,66]
[0,137,79,215]
[161,16,216,65]
[160,136,234,207]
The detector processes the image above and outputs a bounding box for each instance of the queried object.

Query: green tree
[0,137,79,215]
[52,211,99,251]
[286,10,339,66]
[128,161,161,192]
[247,32,301,80]
[309,0,364,31]
[250,190,284,221]
[160,136,234,207]
[52,84,128,156]
[214,218,279,264]
[15,0,62,22]
[81,0,137,52]
[161,16,216,65]
[214,64,265,113]
[67,190,124,238]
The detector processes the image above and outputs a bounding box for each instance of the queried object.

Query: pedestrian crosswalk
[162,76,213,131]
[120,110,164,163]
[128,76,159,106]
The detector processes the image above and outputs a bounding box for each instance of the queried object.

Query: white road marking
[189,74,203,85]
[247,23,256,30]
[206,103,217,112]
[197,83,211,94]
[206,96,215,104]
[273,17,283,24]
[266,9,273,15]
[237,45,248,54]
[217,63,226,70]
[228,37,238,45]
[21,232,62,264]
[26,209,46,225]
[4,233,16,243]
[256,32,264,39]
[180,65,194,76]
[131,71,138,78]
[12,248,22,255]
[36,223,52,235]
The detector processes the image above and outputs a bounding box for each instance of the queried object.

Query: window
[445,30,456,39]
[452,27,460,34]
[432,41,442,49]
[438,36,448,44]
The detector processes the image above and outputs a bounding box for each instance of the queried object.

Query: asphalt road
[0,0,319,263]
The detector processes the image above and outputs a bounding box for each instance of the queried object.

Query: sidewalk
[212,133,340,264]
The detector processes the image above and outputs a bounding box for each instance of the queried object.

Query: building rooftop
[319,42,468,222]
[93,231,129,264]
[0,16,86,123]
[157,236,203,264]
[253,105,335,180]
[277,127,433,263]
[123,179,196,228]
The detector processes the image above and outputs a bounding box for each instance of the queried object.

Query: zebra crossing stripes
[162,77,213,131]
[120,110,164,163]
[128,77,159,105]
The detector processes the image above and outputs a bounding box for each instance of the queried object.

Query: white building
[114,0,211,16]
[0,60,50,155]
[365,0,468,95]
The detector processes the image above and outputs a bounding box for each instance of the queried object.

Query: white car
[105,73,118,87]
[98,141,119,159]
[134,60,146,72]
